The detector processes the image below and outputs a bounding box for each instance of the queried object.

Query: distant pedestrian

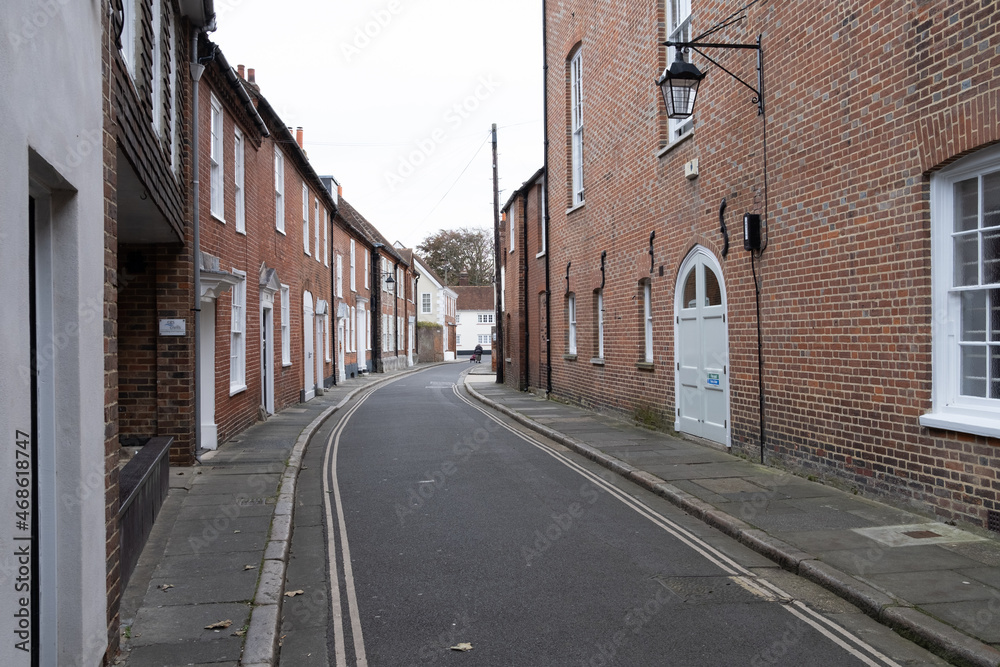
[474,343,483,363]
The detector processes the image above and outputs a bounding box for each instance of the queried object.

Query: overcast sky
[213,0,543,250]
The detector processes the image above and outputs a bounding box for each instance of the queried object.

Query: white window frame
[350,240,357,291]
[281,284,291,366]
[537,176,549,258]
[421,293,431,314]
[120,0,136,77]
[478,313,494,324]
[597,290,604,359]
[324,209,330,267]
[274,148,285,233]
[509,200,516,252]
[315,199,321,263]
[568,293,577,355]
[922,142,1000,437]
[234,128,245,234]
[302,184,310,255]
[457,334,462,347]
[210,94,224,220]
[151,0,163,136]
[168,10,179,174]
[230,270,247,393]
[644,281,654,363]
[325,314,332,361]
[365,248,370,289]
[570,48,585,206]
[479,334,491,346]
[349,306,356,352]
[336,254,344,298]
[667,0,694,142]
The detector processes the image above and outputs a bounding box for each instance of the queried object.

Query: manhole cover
[236,496,276,506]
[902,530,941,539]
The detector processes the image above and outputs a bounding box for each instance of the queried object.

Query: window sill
[636,361,655,372]
[563,353,577,361]
[229,384,247,397]
[236,227,246,236]
[565,202,585,216]
[920,411,1000,439]
[282,361,293,368]
[656,131,694,159]
[536,250,547,259]
[276,227,286,236]
[212,212,226,224]
[590,358,605,366]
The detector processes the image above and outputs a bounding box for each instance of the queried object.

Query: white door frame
[260,300,275,415]
[674,246,730,447]
[303,290,315,401]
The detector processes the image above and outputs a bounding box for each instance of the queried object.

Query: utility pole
[492,123,504,384]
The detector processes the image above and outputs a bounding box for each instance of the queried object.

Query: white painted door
[199,299,218,448]
[303,291,315,401]
[337,319,346,382]
[357,307,366,371]
[675,248,729,446]
[261,305,274,415]
[315,314,325,394]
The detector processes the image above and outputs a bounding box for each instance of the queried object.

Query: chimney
[237,64,245,79]
[296,127,304,149]
[458,270,469,286]
[337,184,343,198]
[247,68,255,84]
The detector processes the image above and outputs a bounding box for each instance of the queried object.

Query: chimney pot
[337,185,343,198]
[247,68,255,83]
[237,64,245,79]
[296,127,304,149]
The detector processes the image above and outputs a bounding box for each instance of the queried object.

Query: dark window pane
[954,232,979,286]
[962,345,988,397]
[704,267,722,306]
[955,177,979,232]
[985,229,1000,284]
[962,290,987,342]
[984,171,1000,230]
[683,268,697,309]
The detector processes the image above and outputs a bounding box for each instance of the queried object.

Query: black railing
[118,436,172,589]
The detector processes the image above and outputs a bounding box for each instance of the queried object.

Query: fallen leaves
[157,584,174,592]
[204,620,232,630]
[244,565,256,571]
[450,643,474,652]
[284,590,304,598]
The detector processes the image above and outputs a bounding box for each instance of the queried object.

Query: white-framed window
[568,293,577,354]
[120,0,136,77]
[281,284,291,366]
[210,94,224,220]
[478,334,491,345]
[457,334,462,346]
[168,10,179,174]
[350,240,357,291]
[274,148,285,233]
[230,270,247,392]
[643,281,653,363]
[923,143,1000,437]
[365,248,370,289]
[398,316,404,350]
[509,200,516,252]
[478,313,494,324]
[324,209,330,266]
[151,0,163,136]
[382,314,388,349]
[350,306,356,352]
[667,0,694,141]
[315,199,321,263]
[411,278,416,303]
[597,290,604,359]
[570,48,585,206]
[302,184,310,255]
[397,268,404,300]
[456,313,462,324]
[336,254,344,298]
[421,293,431,314]
[366,309,371,350]
[325,314,332,361]
[234,128,245,234]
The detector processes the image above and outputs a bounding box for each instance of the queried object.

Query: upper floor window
[509,201,516,252]
[350,240,357,291]
[421,293,432,314]
[230,270,247,392]
[478,313,494,324]
[281,284,291,365]
[336,254,344,298]
[302,184,310,255]
[667,0,694,142]
[570,48,585,206]
[120,0,137,77]
[210,94,224,220]
[234,128,245,233]
[923,143,1000,437]
[315,199,322,263]
[151,0,163,136]
[274,148,285,232]
[324,209,330,266]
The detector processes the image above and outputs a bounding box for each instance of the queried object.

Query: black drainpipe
[520,187,530,391]
[542,0,552,395]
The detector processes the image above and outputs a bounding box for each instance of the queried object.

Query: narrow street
[278,364,944,666]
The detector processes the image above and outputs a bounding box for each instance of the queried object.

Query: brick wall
[542,0,1000,529]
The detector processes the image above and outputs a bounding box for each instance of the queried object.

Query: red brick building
[539,0,1000,531]
[500,169,547,392]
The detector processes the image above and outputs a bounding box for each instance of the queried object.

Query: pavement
[118,363,439,667]
[465,366,1000,667]
[117,359,1000,667]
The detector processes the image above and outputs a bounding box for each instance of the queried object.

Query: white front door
[303,291,315,401]
[315,314,325,394]
[357,307,366,371]
[261,304,274,415]
[675,248,729,446]
[337,319,346,382]
[199,299,219,448]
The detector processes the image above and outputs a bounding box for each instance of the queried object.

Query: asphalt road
[279,364,945,666]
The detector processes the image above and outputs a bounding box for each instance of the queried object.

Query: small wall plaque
[159,319,186,336]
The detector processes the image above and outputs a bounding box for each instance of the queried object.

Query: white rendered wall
[0,2,108,664]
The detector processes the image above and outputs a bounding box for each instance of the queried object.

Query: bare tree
[417,227,495,286]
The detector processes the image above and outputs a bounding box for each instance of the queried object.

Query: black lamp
[657,50,705,119]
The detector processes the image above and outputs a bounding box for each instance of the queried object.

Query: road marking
[453,384,901,667]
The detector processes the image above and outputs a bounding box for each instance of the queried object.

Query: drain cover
[853,522,985,547]
[902,530,941,539]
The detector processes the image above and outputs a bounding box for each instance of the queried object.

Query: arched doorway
[674,247,730,447]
